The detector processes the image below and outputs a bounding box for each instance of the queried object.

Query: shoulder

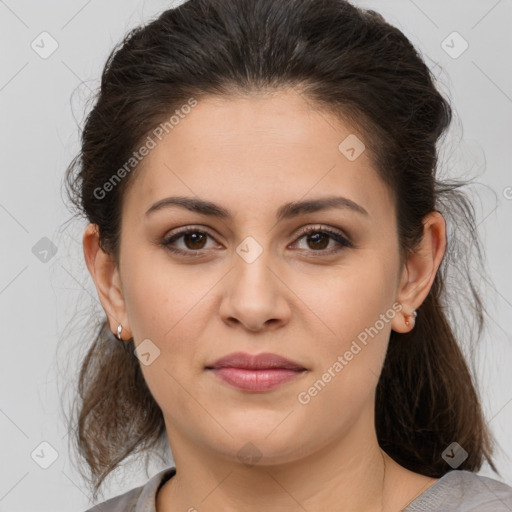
[81,467,176,512]
[404,470,512,511]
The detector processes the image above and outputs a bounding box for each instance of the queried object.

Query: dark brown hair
[64,0,499,500]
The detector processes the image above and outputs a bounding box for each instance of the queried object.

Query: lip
[206,352,307,392]
[207,352,306,371]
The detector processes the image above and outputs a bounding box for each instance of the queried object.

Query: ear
[391,211,447,333]
[82,223,132,340]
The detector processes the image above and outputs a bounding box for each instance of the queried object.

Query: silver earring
[405,310,417,327]
[115,324,123,341]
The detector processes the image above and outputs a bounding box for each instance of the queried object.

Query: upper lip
[206,352,306,371]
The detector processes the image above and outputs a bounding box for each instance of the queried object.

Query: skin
[83,89,446,512]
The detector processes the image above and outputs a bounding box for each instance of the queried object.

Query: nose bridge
[219,234,289,329]
[231,234,276,300]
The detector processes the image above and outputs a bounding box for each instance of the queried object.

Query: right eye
[160,227,220,256]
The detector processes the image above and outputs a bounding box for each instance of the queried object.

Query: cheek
[305,255,397,338]
[121,257,211,423]
[296,301,393,431]
[121,249,208,340]
[301,254,398,389]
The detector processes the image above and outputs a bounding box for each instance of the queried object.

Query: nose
[219,249,291,332]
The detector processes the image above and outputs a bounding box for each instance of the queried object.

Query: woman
[65,0,512,510]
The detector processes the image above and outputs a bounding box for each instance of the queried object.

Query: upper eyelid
[164,224,347,237]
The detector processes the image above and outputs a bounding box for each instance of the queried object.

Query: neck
[156,406,433,512]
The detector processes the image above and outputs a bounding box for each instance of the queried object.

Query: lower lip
[209,367,305,392]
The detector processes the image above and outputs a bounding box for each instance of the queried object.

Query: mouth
[205,352,307,392]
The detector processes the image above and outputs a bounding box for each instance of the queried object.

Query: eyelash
[160,225,353,257]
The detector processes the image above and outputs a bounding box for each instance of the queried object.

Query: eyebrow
[145,195,369,221]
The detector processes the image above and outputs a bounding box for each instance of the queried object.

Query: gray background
[0,1,511,510]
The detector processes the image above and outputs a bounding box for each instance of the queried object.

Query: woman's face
[115,89,407,465]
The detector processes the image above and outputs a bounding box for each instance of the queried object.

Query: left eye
[161,226,352,256]
[293,227,352,253]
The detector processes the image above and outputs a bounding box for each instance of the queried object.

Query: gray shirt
[83,467,512,511]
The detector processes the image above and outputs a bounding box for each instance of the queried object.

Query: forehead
[123,90,394,223]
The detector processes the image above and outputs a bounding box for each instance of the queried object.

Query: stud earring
[115,324,123,341]
[405,310,417,327]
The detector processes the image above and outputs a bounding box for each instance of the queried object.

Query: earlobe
[82,223,132,339]
[391,211,447,333]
